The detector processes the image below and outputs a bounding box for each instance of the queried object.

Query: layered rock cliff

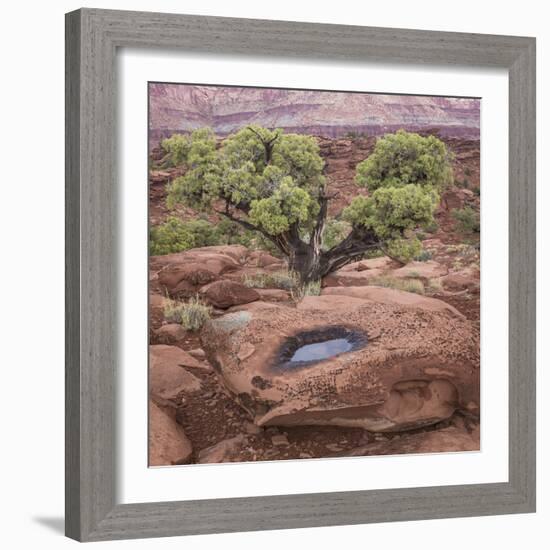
[149,83,480,145]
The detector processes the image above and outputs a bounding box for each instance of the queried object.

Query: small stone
[245,422,262,435]
[237,342,256,362]
[326,443,342,452]
[299,452,312,459]
[153,323,187,344]
[271,434,289,446]
[188,348,206,359]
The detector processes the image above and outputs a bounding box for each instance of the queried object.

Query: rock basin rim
[274,325,369,371]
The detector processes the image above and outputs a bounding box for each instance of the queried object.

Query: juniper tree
[164,127,453,284]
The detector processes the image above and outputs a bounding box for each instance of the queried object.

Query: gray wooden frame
[65,8,536,542]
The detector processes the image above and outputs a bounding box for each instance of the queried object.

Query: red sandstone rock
[149,401,193,466]
[200,296,479,432]
[200,280,260,309]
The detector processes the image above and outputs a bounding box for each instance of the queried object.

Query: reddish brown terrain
[148,134,481,466]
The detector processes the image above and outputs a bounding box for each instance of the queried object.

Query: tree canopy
[163,126,453,283]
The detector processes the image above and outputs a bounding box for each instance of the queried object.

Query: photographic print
[148,83,481,467]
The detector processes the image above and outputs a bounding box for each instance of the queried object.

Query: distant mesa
[149,83,480,147]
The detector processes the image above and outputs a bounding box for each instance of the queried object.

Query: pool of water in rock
[290,338,353,362]
[274,326,368,371]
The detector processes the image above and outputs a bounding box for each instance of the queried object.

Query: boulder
[149,401,193,466]
[322,268,384,287]
[151,247,243,288]
[333,425,479,457]
[441,267,480,292]
[153,323,187,344]
[149,345,202,403]
[321,286,464,319]
[256,288,290,302]
[191,244,248,262]
[340,256,394,271]
[158,265,218,298]
[200,280,260,309]
[200,296,479,432]
[197,435,246,464]
[246,251,283,268]
[391,260,448,281]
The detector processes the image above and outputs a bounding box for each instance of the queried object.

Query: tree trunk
[288,226,382,286]
[288,243,324,285]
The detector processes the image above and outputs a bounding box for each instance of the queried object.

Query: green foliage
[473,186,480,197]
[370,275,425,295]
[414,249,433,262]
[162,133,191,166]
[343,183,439,241]
[427,278,443,292]
[343,131,451,258]
[355,130,453,192]
[243,270,298,291]
[167,126,324,230]
[291,280,322,301]
[150,217,195,255]
[452,206,480,233]
[322,219,352,251]
[364,248,385,259]
[150,216,282,257]
[163,296,211,331]
[182,219,220,247]
[163,126,453,283]
[425,220,439,234]
[384,237,423,264]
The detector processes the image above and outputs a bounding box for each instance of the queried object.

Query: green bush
[452,206,480,234]
[384,237,423,264]
[150,216,280,256]
[370,276,425,295]
[427,278,443,292]
[414,249,432,262]
[291,280,322,301]
[150,217,195,255]
[163,296,211,331]
[243,270,298,291]
[425,220,439,234]
[321,218,352,251]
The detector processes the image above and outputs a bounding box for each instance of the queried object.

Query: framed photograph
[65,8,536,542]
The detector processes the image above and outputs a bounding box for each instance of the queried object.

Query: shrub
[414,249,433,262]
[370,276,425,295]
[150,217,195,255]
[385,237,423,264]
[291,280,322,302]
[425,220,439,234]
[416,231,427,241]
[189,219,222,247]
[427,278,443,292]
[243,270,298,290]
[321,219,352,251]
[452,206,480,234]
[163,296,211,331]
[473,186,480,197]
[364,248,385,259]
